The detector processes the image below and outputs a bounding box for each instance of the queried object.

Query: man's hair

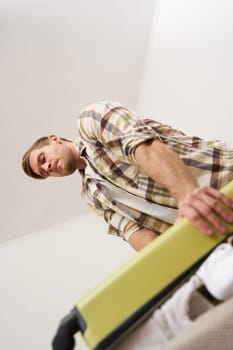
[22,136,71,180]
[22,136,50,180]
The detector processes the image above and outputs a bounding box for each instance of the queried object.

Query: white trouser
[115,242,233,350]
[197,243,233,300]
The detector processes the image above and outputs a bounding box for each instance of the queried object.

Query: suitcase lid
[76,182,233,349]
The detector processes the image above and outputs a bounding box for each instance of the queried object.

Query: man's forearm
[134,140,198,204]
[134,139,233,236]
[128,228,159,251]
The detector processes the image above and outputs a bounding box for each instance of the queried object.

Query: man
[22,101,233,251]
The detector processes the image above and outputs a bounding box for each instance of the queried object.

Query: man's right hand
[178,186,233,236]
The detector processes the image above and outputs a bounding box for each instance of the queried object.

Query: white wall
[0,0,156,242]
[0,1,156,348]
[0,213,134,350]
[137,0,233,140]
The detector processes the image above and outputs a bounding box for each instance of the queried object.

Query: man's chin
[63,166,76,176]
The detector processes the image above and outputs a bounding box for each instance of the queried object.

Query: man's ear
[48,134,62,144]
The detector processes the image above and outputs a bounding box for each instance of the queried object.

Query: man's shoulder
[77,101,127,139]
[79,101,125,117]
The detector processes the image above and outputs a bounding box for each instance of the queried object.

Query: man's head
[22,134,84,179]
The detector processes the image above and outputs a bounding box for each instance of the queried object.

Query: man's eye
[40,155,45,164]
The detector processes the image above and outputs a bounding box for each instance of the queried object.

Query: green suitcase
[52,181,233,350]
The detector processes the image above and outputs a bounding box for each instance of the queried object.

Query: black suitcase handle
[52,309,80,350]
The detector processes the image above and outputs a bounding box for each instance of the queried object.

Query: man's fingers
[211,200,233,223]
[179,204,214,236]
[193,198,227,233]
[199,191,233,224]
[202,186,233,209]
[178,186,233,236]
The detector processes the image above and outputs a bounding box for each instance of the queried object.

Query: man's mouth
[56,159,61,173]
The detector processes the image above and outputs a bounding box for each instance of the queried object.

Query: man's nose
[42,161,52,173]
[47,162,52,172]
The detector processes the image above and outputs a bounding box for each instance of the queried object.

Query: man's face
[29,140,77,179]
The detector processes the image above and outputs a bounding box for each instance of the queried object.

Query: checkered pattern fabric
[74,101,233,240]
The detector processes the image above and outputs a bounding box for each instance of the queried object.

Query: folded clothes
[115,242,233,350]
[196,242,233,301]
[115,275,213,350]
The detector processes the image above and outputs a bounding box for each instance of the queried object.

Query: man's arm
[103,208,160,251]
[134,140,233,236]
[128,228,159,251]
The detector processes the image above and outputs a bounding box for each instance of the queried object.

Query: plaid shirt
[74,101,233,241]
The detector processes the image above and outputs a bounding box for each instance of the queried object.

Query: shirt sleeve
[104,209,144,242]
[78,101,160,163]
